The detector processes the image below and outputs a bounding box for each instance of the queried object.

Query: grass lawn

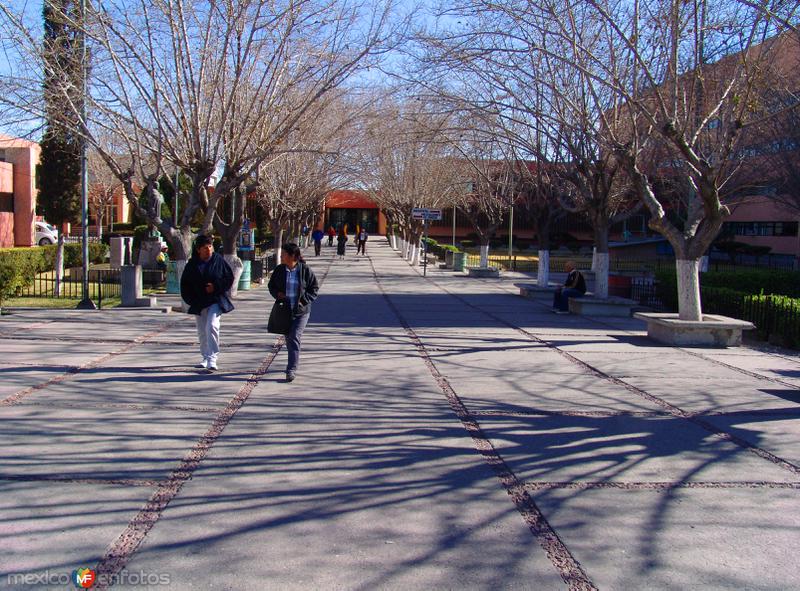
[3,296,123,309]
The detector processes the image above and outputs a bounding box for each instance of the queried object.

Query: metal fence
[17,269,122,309]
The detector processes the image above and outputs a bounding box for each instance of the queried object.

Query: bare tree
[356,100,464,266]
[574,0,799,319]
[413,2,643,295]
[1,0,399,289]
[87,148,124,239]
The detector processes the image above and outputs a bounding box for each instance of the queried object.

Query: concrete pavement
[1,239,799,590]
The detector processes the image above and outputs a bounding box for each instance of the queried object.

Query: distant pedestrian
[553,261,586,314]
[268,243,320,382]
[327,226,336,246]
[156,245,169,271]
[337,227,348,259]
[180,235,234,371]
[356,228,368,255]
[311,227,325,256]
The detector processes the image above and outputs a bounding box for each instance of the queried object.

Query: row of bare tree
[1,0,798,320]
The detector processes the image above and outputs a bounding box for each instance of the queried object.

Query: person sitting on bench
[553,261,586,313]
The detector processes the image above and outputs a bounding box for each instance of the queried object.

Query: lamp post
[77,0,96,309]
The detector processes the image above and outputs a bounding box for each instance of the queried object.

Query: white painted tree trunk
[273,229,284,263]
[390,234,397,250]
[54,236,65,297]
[676,259,703,321]
[479,244,489,268]
[537,250,550,287]
[224,254,243,298]
[594,252,609,299]
[176,259,189,312]
[410,243,419,266]
[591,247,597,271]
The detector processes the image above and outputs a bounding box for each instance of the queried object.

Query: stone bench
[568,295,637,317]
[467,266,500,278]
[634,312,756,347]
[517,283,558,300]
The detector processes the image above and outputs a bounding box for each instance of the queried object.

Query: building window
[722,221,799,237]
[0,193,13,212]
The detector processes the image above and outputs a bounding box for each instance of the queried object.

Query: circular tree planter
[634,312,755,347]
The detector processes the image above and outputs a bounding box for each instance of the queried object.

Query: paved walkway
[1,240,799,590]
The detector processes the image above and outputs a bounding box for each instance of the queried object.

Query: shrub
[0,248,48,305]
[744,294,800,348]
[701,269,800,298]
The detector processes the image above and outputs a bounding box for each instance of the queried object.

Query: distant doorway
[328,208,378,233]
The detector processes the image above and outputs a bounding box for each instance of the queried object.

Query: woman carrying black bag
[268,243,319,382]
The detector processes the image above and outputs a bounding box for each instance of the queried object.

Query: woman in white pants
[180,235,235,371]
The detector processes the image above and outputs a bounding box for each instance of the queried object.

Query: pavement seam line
[1,319,183,407]
[0,474,160,487]
[575,309,800,390]
[416,268,800,477]
[368,254,598,591]
[92,339,283,589]
[92,251,336,588]
[523,481,800,491]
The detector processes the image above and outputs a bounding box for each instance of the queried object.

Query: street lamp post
[77,0,96,309]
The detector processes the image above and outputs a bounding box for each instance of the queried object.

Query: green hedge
[0,248,46,304]
[700,270,800,298]
[744,294,800,348]
[0,243,108,305]
[655,268,800,307]
[653,272,800,348]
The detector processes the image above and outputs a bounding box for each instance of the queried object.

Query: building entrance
[328,208,378,234]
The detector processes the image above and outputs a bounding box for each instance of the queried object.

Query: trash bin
[251,258,265,283]
[453,252,467,272]
[445,250,454,269]
[166,260,179,294]
[238,259,252,291]
[608,273,632,298]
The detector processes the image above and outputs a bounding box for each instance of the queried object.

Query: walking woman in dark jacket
[180,235,234,371]
[268,243,319,382]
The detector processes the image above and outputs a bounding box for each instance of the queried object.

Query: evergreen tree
[38,0,83,294]
[38,0,82,228]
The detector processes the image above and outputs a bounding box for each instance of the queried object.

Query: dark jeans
[328,236,334,246]
[314,240,322,255]
[553,287,584,311]
[357,240,367,254]
[286,313,310,373]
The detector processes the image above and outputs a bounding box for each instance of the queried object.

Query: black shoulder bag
[267,299,292,335]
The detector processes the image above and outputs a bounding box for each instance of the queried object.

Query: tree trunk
[537,249,550,287]
[54,235,65,297]
[273,226,284,263]
[479,242,490,268]
[224,254,244,298]
[408,231,419,265]
[176,259,189,312]
[480,238,489,269]
[594,252,609,299]
[676,259,703,321]
[594,224,610,299]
